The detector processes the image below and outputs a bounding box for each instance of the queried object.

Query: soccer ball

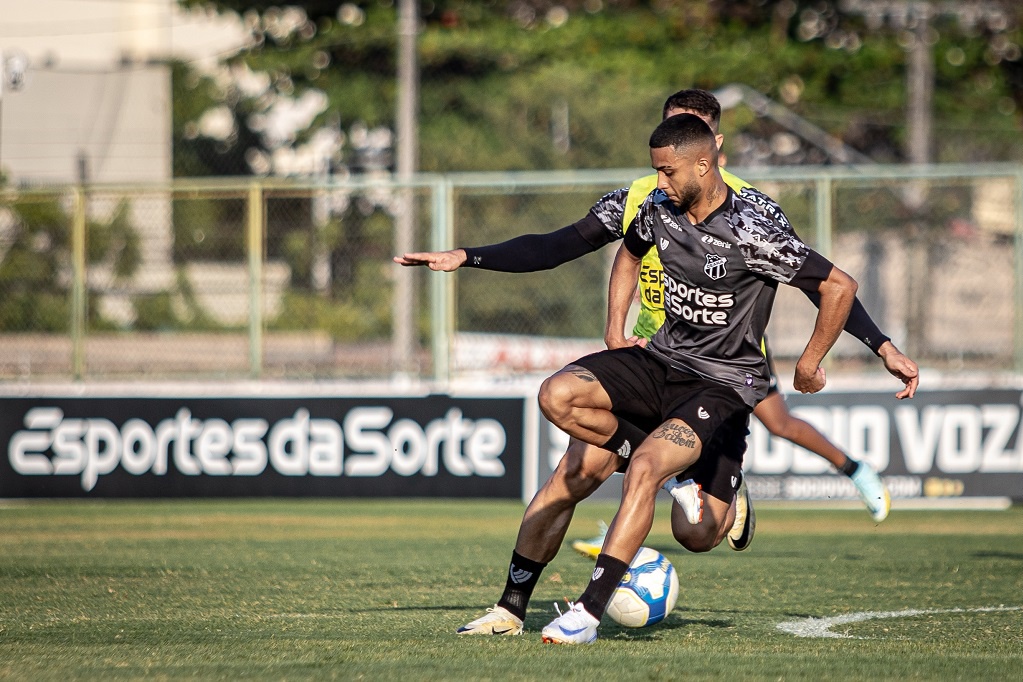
[606,547,679,628]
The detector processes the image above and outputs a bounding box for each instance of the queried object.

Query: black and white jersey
[625,185,832,407]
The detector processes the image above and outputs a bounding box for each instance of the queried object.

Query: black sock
[577,553,630,622]
[600,418,647,459]
[840,458,860,477]
[496,551,547,620]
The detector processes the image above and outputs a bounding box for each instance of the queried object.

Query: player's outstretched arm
[877,341,919,399]
[393,223,607,274]
[793,265,858,394]
[393,249,467,271]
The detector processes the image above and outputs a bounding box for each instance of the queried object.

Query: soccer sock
[840,458,860,477]
[496,551,547,620]
[599,417,647,459]
[577,553,630,622]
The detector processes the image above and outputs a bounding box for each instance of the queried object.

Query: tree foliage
[175,0,1022,175]
[170,0,1023,341]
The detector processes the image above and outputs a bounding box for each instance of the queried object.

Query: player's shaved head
[649,113,719,163]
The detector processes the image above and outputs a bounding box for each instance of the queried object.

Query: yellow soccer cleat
[570,521,607,559]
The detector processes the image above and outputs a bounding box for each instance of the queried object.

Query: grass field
[1,499,1021,680]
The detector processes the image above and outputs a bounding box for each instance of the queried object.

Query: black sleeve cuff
[623,225,651,258]
[789,250,834,291]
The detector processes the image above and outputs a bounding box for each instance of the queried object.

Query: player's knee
[672,525,717,553]
[621,455,665,495]
[538,374,577,424]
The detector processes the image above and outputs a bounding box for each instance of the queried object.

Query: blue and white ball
[606,547,679,628]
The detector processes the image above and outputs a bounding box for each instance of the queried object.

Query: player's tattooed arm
[651,421,697,450]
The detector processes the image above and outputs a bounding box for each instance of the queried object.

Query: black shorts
[674,411,748,503]
[571,346,750,502]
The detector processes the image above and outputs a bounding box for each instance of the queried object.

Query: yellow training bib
[625,168,753,339]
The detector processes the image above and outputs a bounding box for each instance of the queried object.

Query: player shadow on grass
[521,611,734,639]
[349,604,502,613]
[597,615,733,641]
[972,551,1023,561]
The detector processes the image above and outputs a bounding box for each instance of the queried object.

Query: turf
[0,499,1021,680]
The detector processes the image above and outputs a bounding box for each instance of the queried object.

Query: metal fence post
[430,177,454,384]
[1015,169,1023,373]
[71,186,87,380]
[247,181,264,378]
[814,175,833,259]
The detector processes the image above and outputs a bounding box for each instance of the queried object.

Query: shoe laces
[552,600,593,626]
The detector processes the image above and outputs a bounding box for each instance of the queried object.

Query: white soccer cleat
[541,601,599,645]
[850,461,891,522]
[727,477,756,551]
[664,477,704,524]
[570,521,608,559]
[456,605,523,636]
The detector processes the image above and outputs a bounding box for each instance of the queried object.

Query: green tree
[0,196,140,332]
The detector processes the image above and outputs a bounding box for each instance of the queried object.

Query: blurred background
[0,0,1019,383]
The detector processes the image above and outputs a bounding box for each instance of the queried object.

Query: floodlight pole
[393,0,419,377]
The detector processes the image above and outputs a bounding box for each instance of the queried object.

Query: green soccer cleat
[851,461,891,522]
[727,477,756,551]
[456,605,523,636]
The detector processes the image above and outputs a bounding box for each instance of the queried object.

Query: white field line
[777,605,1023,639]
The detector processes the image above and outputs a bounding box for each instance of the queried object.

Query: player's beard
[674,178,702,213]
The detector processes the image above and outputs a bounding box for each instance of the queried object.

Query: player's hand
[793,362,826,394]
[392,249,467,271]
[605,334,629,350]
[605,333,644,350]
[878,341,919,400]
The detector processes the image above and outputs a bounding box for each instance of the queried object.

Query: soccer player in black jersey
[396,91,919,640]
[537,113,859,643]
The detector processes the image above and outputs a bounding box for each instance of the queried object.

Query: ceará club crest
[704,253,727,280]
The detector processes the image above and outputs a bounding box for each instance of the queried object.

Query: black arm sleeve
[803,290,891,355]
[793,251,891,355]
[461,214,613,272]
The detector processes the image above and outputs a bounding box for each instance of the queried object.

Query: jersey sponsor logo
[698,407,710,420]
[663,274,735,326]
[638,262,664,310]
[662,213,685,233]
[510,565,534,584]
[701,234,731,249]
[704,254,727,280]
[739,187,792,231]
[659,237,669,250]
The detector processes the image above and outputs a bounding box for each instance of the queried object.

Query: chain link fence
[0,164,1019,382]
